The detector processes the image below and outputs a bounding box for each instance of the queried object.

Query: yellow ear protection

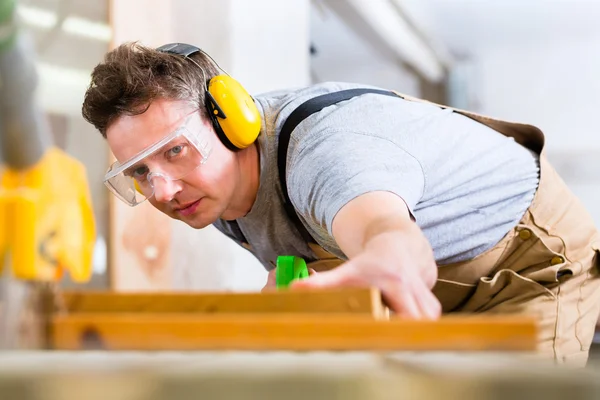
[156,43,262,151]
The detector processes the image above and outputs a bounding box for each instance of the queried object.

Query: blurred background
[9,0,600,300]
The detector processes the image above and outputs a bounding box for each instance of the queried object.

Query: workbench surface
[0,351,599,400]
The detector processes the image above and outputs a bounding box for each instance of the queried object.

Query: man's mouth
[175,199,201,217]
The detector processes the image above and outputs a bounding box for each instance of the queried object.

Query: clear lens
[104,112,211,206]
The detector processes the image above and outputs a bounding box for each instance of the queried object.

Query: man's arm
[293,190,441,319]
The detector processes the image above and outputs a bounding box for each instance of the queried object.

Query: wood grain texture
[61,288,387,318]
[51,314,537,352]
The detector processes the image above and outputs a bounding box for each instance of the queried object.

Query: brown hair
[82,41,219,137]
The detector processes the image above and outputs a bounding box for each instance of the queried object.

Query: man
[82,41,600,365]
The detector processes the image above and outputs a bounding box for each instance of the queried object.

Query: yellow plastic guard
[0,147,95,282]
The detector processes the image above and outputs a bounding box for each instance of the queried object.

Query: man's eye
[132,166,149,179]
[167,144,186,158]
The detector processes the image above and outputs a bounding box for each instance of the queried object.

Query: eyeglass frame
[103,110,212,206]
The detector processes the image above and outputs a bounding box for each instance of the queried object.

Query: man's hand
[291,191,441,319]
[262,266,317,292]
[261,269,278,292]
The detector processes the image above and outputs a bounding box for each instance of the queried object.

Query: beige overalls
[305,92,600,367]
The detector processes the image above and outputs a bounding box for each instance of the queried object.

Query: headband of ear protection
[156,43,261,151]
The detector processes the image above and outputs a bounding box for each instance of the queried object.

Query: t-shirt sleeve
[287,129,425,236]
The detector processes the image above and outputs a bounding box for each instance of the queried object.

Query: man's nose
[151,176,181,203]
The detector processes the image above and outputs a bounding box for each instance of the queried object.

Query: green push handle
[276,255,309,288]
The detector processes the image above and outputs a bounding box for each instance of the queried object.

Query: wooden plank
[51,314,537,352]
[62,288,387,318]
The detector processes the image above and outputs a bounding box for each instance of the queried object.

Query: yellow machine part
[0,147,95,283]
[0,192,7,268]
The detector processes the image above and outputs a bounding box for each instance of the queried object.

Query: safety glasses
[104,111,212,206]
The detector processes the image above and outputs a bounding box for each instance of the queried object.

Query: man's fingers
[381,278,441,320]
[291,263,355,289]
[382,284,421,319]
[416,280,442,319]
[261,269,277,293]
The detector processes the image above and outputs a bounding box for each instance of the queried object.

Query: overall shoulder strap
[390,90,545,154]
[277,88,399,243]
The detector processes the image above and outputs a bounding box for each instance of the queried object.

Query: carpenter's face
[106,99,240,229]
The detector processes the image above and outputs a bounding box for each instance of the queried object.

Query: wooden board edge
[61,287,386,317]
[51,314,537,352]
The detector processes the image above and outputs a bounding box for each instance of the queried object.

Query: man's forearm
[361,215,438,289]
[314,192,442,317]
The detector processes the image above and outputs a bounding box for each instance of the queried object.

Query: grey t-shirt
[212,82,540,270]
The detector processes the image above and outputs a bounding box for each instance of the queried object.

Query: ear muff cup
[205,75,261,151]
[156,43,261,151]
